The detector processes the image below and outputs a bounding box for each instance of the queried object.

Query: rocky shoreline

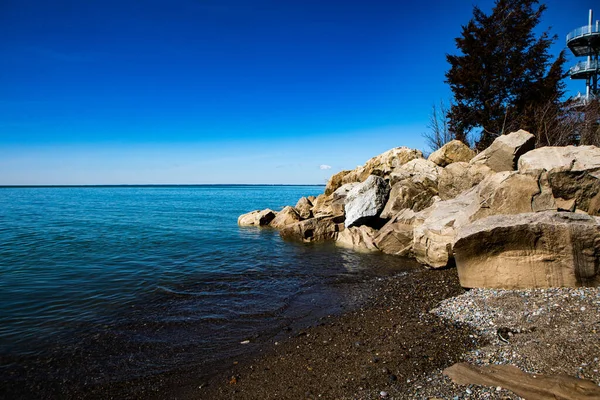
[235,131,600,398]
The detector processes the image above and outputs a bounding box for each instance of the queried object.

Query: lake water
[0,185,408,398]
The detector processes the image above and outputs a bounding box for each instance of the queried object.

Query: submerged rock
[238,209,277,227]
[279,216,345,243]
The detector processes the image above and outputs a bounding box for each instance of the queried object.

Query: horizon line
[0,183,327,188]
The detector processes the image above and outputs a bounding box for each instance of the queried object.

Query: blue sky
[0,0,597,184]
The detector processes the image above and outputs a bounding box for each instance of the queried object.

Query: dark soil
[197,268,481,400]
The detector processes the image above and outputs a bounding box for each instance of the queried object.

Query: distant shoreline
[0,184,326,189]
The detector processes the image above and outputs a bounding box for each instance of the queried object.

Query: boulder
[270,206,301,229]
[380,159,441,218]
[311,193,335,217]
[295,197,313,219]
[412,189,480,268]
[279,216,345,243]
[380,179,438,218]
[237,209,277,227]
[331,183,358,216]
[324,170,352,195]
[470,129,535,172]
[344,175,390,228]
[373,209,416,256]
[518,146,600,215]
[388,158,441,186]
[438,162,494,200]
[336,225,379,252]
[470,171,556,221]
[341,147,423,185]
[428,140,476,167]
[454,211,600,288]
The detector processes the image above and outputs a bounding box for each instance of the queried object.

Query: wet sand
[197,268,479,399]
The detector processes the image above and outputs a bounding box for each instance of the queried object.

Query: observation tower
[567,9,600,104]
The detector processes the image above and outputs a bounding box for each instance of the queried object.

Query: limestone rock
[279,216,345,243]
[470,129,535,172]
[381,179,438,218]
[388,159,441,186]
[518,146,600,214]
[324,170,352,196]
[412,189,480,268]
[438,162,494,201]
[336,225,379,252]
[471,171,556,221]
[344,175,390,228]
[237,209,277,227]
[331,183,358,216]
[311,193,335,217]
[454,211,600,288]
[342,147,423,185]
[270,206,301,229]
[373,209,416,256]
[295,197,313,219]
[428,140,476,167]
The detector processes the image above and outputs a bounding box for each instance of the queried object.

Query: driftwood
[443,362,600,400]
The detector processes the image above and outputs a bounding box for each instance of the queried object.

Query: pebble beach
[199,269,600,399]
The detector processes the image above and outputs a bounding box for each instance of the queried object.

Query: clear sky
[0,0,597,185]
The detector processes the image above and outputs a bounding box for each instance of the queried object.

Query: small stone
[240,340,250,345]
[380,391,388,398]
[496,386,502,391]
[466,388,472,394]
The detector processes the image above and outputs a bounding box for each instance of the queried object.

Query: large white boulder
[344,175,390,228]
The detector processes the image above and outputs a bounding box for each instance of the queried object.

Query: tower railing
[569,59,600,75]
[567,24,600,42]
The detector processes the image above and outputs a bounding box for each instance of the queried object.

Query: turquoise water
[0,185,405,397]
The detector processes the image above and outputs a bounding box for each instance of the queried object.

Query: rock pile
[238,131,600,289]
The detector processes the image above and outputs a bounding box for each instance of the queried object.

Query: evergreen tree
[445,0,566,149]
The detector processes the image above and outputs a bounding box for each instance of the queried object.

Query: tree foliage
[445,0,567,149]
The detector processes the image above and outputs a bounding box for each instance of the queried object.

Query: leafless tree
[422,100,455,152]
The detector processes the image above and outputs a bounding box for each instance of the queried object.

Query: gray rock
[344,175,390,228]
